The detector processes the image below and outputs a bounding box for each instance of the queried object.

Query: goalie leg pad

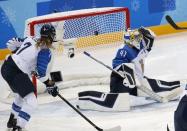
[138,77,182,99]
[144,76,180,92]
[110,72,137,96]
[110,72,128,93]
[163,87,183,101]
[77,91,130,111]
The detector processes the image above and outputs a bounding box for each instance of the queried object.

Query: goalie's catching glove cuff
[44,79,59,97]
[138,27,151,37]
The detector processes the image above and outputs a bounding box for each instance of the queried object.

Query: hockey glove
[6,37,23,53]
[138,27,156,38]
[47,86,59,97]
[138,27,150,36]
[138,27,155,52]
[31,70,39,77]
[44,79,59,97]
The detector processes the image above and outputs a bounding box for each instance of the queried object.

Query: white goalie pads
[138,77,183,102]
[77,91,130,112]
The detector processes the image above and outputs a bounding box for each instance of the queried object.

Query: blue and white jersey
[11,37,53,82]
[112,40,147,68]
[112,44,140,68]
[112,39,151,79]
[12,37,40,75]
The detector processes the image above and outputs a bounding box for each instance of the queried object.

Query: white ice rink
[1,32,187,131]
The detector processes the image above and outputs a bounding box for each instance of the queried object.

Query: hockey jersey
[9,37,53,82]
[112,37,153,80]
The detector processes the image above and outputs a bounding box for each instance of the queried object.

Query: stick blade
[165,15,187,30]
[103,126,121,131]
[165,15,180,29]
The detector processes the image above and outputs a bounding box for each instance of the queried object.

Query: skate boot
[7,113,17,129]
[12,126,22,131]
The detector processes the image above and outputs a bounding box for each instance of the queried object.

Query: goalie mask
[40,24,56,42]
[124,29,142,50]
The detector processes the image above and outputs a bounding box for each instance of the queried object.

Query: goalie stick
[83,51,167,103]
[57,93,121,131]
[165,15,187,30]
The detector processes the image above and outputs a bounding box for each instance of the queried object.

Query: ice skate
[12,126,22,131]
[6,113,17,131]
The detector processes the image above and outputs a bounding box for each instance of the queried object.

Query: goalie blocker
[77,64,183,111]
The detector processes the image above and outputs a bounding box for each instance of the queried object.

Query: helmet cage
[124,30,142,50]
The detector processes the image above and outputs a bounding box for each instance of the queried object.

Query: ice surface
[1,32,187,131]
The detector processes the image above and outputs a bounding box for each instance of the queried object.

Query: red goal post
[24,7,130,94]
[25,7,130,37]
[24,7,130,52]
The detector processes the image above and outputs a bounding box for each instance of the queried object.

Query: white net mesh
[25,7,129,50]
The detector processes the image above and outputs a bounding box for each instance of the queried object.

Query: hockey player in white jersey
[1,24,59,131]
[77,27,183,111]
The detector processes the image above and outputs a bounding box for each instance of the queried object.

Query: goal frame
[27,7,130,36]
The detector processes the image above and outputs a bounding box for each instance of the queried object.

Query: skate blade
[103,125,121,131]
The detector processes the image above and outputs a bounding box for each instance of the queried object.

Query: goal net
[24,7,130,94]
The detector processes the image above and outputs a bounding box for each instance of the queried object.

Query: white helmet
[124,29,142,50]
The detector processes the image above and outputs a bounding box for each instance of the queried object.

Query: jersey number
[16,42,31,55]
[119,50,127,57]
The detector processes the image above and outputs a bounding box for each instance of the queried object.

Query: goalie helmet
[124,29,142,50]
[40,24,56,42]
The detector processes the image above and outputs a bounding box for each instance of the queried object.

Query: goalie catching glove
[138,27,150,37]
[44,79,59,97]
[138,27,155,52]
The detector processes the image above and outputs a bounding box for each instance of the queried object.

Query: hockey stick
[83,51,166,103]
[165,15,187,30]
[167,124,170,131]
[57,93,121,131]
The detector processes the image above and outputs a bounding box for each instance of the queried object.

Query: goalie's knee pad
[77,91,130,112]
[143,77,180,92]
